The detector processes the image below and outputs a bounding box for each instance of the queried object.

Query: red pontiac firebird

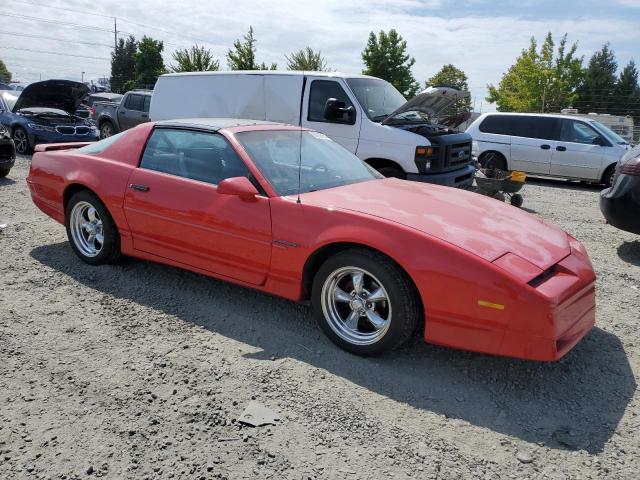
[27,119,596,360]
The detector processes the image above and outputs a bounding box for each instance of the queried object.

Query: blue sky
[1,0,639,111]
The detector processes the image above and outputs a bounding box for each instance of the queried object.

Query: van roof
[159,70,376,80]
[155,117,286,131]
[479,112,601,123]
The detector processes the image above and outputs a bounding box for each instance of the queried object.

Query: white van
[466,112,630,187]
[150,71,476,188]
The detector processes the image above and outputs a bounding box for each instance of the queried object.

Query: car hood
[12,80,89,114]
[382,87,469,124]
[301,179,570,270]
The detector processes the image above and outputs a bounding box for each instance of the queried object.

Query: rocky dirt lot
[1,154,639,480]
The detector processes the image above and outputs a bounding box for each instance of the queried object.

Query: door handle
[540,144,551,150]
[129,184,149,192]
[556,146,567,152]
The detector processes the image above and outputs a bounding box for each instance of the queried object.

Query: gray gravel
[1,154,639,479]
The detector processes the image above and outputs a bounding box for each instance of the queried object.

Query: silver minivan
[466,112,630,186]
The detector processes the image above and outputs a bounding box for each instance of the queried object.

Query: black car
[0,123,16,178]
[600,144,640,234]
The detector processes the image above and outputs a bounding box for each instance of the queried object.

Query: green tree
[613,60,639,118]
[426,64,471,115]
[110,35,137,93]
[170,44,219,72]
[0,59,11,83]
[361,29,420,98]
[134,36,165,89]
[575,43,618,113]
[487,33,583,112]
[286,47,327,71]
[226,26,276,71]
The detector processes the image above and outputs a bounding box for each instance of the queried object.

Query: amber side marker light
[478,300,505,310]
[416,147,434,156]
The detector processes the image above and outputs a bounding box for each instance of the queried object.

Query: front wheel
[312,249,421,355]
[100,121,114,139]
[377,166,406,179]
[13,127,30,155]
[65,190,121,265]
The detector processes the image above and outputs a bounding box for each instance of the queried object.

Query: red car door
[123,127,272,286]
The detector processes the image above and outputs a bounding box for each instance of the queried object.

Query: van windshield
[236,130,381,196]
[590,121,629,145]
[346,78,407,122]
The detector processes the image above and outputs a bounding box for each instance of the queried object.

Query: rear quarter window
[478,115,513,135]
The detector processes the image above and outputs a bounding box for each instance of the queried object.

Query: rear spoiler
[34,142,94,153]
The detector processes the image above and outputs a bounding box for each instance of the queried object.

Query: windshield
[236,130,381,196]
[346,78,407,122]
[590,121,629,145]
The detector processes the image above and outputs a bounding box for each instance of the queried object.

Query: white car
[466,112,630,186]
[150,71,476,188]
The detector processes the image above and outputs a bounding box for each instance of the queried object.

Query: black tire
[12,126,31,155]
[99,121,115,139]
[0,168,10,178]
[311,248,421,356]
[377,166,406,179]
[65,190,121,265]
[602,165,616,188]
[481,152,507,171]
[510,193,524,208]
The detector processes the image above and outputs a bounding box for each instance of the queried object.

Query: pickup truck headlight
[27,123,57,133]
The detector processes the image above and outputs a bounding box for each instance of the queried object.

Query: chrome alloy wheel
[13,129,28,154]
[69,201,104,257]
[320,266,392,346]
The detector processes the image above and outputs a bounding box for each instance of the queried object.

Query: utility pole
[114,17,118,50]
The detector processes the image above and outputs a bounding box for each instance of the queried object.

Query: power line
[7,0,116,19]
[0,46,110,61]
[0,31,114,49]
[2,12,131,34]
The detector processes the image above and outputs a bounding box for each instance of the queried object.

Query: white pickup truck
[94,89,152,139]
[150,71,475,187]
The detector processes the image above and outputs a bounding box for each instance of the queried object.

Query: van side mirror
[323,98,355,123]
[217,176,259,200]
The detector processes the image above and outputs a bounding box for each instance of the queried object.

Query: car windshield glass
[346,78,407,122]
[236,130,381,196]
[590,121,628,145]
[76,131,125,155]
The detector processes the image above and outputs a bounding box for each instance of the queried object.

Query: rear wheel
[12,127,30,155]
[602,165,616,188]
[100,121,114,139]
[312,249,421,355]
[65,190,121,265]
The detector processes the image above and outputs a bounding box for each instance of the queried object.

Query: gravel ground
[1,154,639,480]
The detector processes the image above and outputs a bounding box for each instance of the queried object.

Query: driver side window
[308,80,354,124]
[560,120,602,145]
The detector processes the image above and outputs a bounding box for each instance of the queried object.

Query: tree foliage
[286,47,327,71]
[426,64,472,115]
[135,36,165,89]
[226,26,276,71]
[0,59,11,83]
[575,43,618,113]
[361,29,420,98]
[110,35,137,93]
[486,33,583,112]
[171,44,219,73]
[613,60,640,118]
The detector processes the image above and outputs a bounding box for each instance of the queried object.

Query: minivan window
[140,128,249,185]
[308,80,354,124]
[143,95,151,113]
[560,120,602,145]
[346,78,407,122]
[478,115,512,135]
[479,115,559,140]
[590,121,628,145]
[125,94,144,111]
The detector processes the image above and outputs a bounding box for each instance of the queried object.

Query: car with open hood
[26,119,596,361]
[0,80,99,154]
[151,71,476,188]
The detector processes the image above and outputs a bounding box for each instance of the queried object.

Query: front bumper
[600,176,640,234]
[28,130,99,148]
[407,164,475,188]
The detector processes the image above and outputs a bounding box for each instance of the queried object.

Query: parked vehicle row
[0,80,98,154]
[27,119,596,360]
[467,112,630,187]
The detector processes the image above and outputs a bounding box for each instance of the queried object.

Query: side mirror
[217,176,259,200]
[592,136,606,146]
[323,98,355,123]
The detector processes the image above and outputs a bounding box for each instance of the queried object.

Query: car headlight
[27,123,57,133]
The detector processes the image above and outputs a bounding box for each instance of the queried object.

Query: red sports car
[27,119,596,360]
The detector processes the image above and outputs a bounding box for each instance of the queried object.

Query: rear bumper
[407,164,475,188]
[600,177,640,234]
